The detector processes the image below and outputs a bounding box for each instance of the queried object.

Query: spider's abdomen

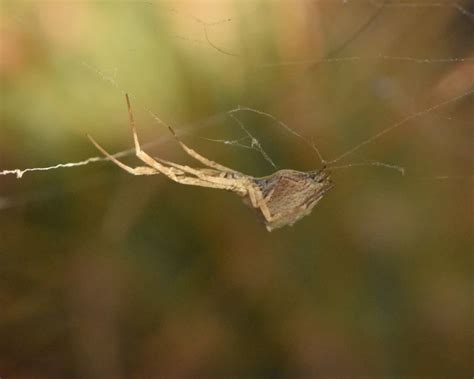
[251,169,333,231]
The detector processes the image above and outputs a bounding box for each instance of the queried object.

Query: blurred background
[1,1,473,377]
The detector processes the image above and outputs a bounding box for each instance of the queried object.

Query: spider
[88,95,334,232]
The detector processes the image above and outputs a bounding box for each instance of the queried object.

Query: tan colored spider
[88,95,333,231]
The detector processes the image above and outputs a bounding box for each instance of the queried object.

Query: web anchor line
[1,88,472,180]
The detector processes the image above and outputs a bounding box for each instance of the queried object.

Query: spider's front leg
[124,94,187,182]
[167,126,238,173]
[88,135,160,176]
[124,94,247,191]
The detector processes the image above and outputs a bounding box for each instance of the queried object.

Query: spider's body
[88,95,333,232]
[246,169,333,231]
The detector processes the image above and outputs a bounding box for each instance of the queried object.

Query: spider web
[1,1,473,191]
[1,3,473,377]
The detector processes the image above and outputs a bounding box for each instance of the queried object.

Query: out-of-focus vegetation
[1,1,473,377]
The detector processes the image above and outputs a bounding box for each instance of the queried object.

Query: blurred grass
[1,0,473,377]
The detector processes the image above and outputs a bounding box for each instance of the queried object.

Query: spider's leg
[152,155,234,185]
[162,175,246,192]
[247,183,287,229]
[177,138,237,173]
[167,124,238,173]
[160,161,247,193]
[247,184,258,208]
[88,135,158,176]
[153,156,244,187]
[154,157,220,177]
[124,95,243,189]
[124,94,191,181]
[247,184,274,221]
